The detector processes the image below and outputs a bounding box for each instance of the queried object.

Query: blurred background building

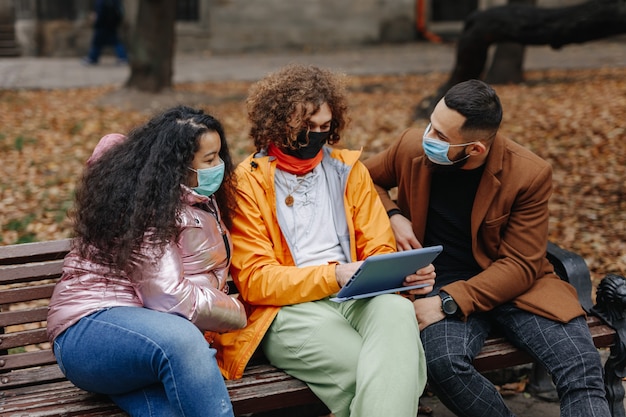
[0,0,589,57]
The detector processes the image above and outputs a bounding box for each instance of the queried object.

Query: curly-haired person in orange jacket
[212,64,435,417]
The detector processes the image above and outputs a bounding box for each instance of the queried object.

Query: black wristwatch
[439,291,459,317]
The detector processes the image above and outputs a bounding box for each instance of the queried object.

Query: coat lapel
[411,156,432,242]
[471,135,505,237]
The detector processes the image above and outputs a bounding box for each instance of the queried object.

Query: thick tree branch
[415,0,626,119]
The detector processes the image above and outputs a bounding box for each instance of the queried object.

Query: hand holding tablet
[330,245,443,303]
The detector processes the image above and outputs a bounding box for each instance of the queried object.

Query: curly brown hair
[72,106,237,273]
[246,64,349,152]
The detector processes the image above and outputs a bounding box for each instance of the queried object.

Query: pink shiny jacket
[47,189,247,342]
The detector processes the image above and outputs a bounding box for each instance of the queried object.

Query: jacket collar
[181,184,211,206]
[247,145,362,180]
[411,134,506,241]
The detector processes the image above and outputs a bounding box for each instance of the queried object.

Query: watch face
[442,297,458,315]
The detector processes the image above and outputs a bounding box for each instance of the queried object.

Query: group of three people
[47,64,610,417]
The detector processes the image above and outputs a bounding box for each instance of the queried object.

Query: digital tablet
[330,245,443,303]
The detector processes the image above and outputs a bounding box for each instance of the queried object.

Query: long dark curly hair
[246,64,349,151]
[71,105,237,272]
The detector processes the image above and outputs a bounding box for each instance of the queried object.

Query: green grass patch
[5,213,36,232]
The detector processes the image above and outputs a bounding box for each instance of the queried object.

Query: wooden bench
[1,239,625,416]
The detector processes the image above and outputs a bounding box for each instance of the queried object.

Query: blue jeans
[53,307,234,417]
[421,303,610,417]
[87,28,128,63]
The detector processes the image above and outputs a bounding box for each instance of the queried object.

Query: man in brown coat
[364,79,610,417]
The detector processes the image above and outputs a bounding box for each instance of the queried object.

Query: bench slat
[0,327,49,350]
[589,321,618,349]
[0,306,48,327]
[0,364,64,388]
[228,377,321,415]
[0,262,64,285]
[0,364,319,417]
[0,350,56,373]
[473,315,616,372]
[0,284,55,304]
[0,380,127,417]
[224,364,320,414]
[0,239,70,266]
[474,341,534,372]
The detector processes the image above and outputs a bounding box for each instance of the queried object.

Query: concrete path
[0,37,625,89]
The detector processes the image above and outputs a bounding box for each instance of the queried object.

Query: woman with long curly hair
[212,65,434,417]
[47,105,246,417]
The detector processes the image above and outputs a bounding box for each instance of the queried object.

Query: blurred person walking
[83,0,128,65]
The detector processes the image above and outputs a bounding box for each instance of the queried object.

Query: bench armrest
[546,243,626,416]
[546,241,593,313]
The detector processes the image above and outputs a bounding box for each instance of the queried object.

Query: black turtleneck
[423,165,485,290]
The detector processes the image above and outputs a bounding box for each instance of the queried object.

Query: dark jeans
[87,28,128,63]
[421,303,610,417]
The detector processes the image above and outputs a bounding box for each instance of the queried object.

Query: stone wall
[8,0,592,57]
[207,0,415,53]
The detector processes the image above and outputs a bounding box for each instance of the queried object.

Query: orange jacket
[364,128,584,323]
[210,147,397,379]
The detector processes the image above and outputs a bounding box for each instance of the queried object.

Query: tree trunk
[125,0,176,93]
[415,0,626,119]
[485,42,526,84]
[485,0,536,84]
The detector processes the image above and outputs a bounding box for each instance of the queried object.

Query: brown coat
[364,128,584,323]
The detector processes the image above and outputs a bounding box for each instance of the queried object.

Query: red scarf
[267,144,323,175]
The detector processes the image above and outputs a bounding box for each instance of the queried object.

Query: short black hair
[444,79,502,134]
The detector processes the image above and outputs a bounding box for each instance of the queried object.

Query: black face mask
[283,130,331,159]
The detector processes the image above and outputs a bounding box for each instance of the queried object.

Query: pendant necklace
[280,171,305,207]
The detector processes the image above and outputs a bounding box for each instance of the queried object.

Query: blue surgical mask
[189,159,225,197]
[422,123,477,165]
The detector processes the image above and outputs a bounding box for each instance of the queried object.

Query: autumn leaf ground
[1,68,624,286]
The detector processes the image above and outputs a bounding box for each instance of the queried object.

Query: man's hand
[403,264,436,296]
[390,213,422,251]
[413,296,445,331]
[335,261,364,287]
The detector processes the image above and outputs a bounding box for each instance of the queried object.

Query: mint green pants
[261,294,425,417]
